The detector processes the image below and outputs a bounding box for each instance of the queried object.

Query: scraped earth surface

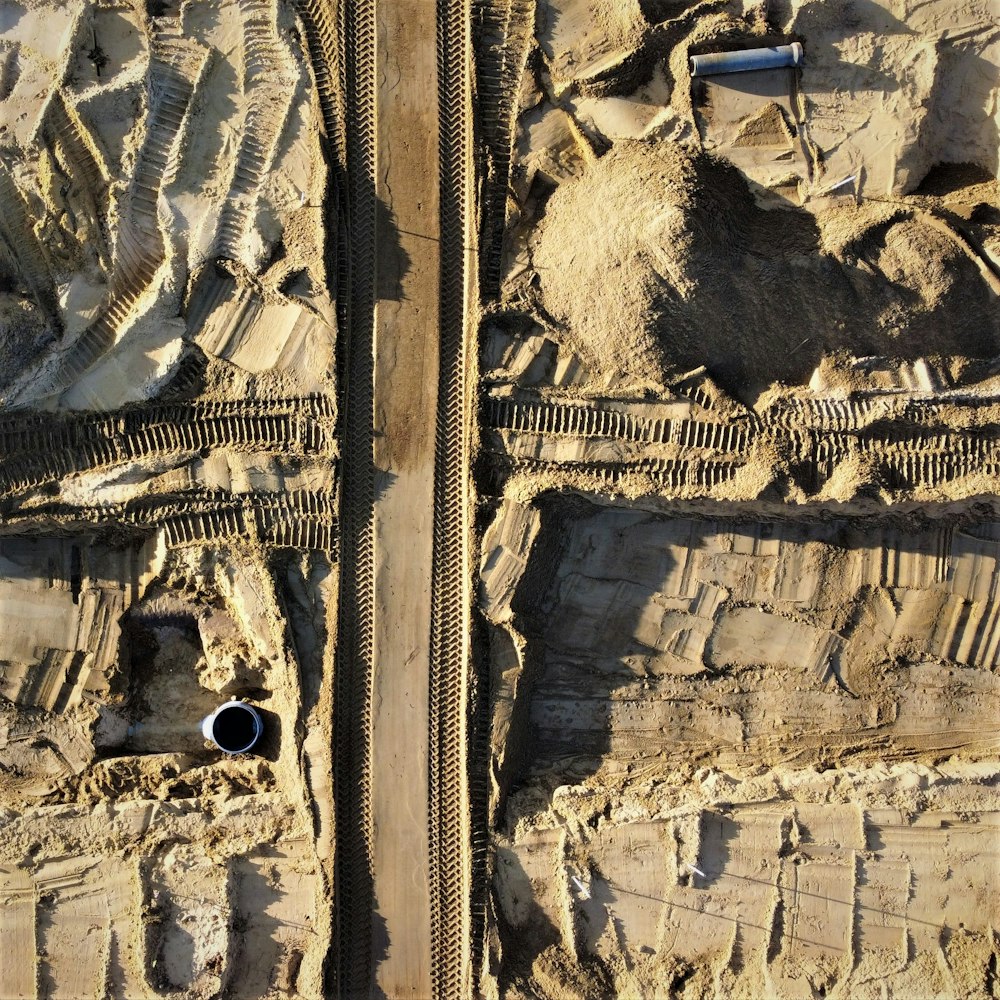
[481,501,1000,997]
[0,1,335,996]
[477,0,1000,996]
[0,0,997,997]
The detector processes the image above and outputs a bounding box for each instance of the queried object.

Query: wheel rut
[330,0,379,991]
[429,0,475,994]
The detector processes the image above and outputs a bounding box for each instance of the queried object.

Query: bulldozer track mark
[429,0,475,995]
[810,428,1000,487]
[506,455,743,490]
[328,0,379,990]
[768,394,1000,432]
[489,391,1000,495]
[26,32,209,402]
[293,0,348,162]
[879,452,1000,491]
[768,395,881,431]
[0,169,60,319]
[10,490,338,556]
[216,0,299,264]
[473,0,535,299]
[0,396,334,495]
[159,501,337,555]
[42,91,112,269]
[487,397,755,452]
[0,394,334,454]
[673,380,716,413]
[45,91,110,192]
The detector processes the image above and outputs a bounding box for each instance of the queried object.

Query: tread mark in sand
[429,0,474,995]
[0,396,334,496]
[329,0,379,992]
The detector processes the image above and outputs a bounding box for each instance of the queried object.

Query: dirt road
[370,0,441,995]
[333,0,474,994]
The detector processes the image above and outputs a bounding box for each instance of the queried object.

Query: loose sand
[480,0,1000,996]
[0,0,997,997]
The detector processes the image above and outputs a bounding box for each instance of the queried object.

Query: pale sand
[0,0,996,997]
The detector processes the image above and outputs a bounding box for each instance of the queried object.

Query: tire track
[500,455,742,489]
[215,0,299,264]
[292,0,351,344]
[486,391,1000,496]
[488,396,755,450]
[0,395,335,496]
[292,0,375,989]
[0,168,60,319]
[430,0,475,994]
[10,28,209,404]
[41,90,112,271]
[330,0,379,989]
[5,490,338,555]
[474,0,535,299]
[292,0,347,164]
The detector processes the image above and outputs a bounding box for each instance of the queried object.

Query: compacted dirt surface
[0,0,997,997]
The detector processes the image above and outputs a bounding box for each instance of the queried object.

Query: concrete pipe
[690,42,803,77]
[202,699,263,754]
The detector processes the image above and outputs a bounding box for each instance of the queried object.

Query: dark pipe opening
[212,704,260,753]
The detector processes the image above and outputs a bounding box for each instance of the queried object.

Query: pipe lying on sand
[690,42,803,77]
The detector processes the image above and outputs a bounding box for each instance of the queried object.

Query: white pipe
[690,42,803,77]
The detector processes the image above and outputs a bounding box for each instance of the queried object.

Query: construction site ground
[0,0,997,997]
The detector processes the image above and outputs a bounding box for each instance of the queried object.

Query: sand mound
[732,101,796,147]
[532,141,999,398]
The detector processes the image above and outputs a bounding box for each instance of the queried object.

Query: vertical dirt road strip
[331,0,475,991]
[368,0,440,995]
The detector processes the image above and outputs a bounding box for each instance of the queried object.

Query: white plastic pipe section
[690,42,803,77]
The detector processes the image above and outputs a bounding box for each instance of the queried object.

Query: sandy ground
[0,1,336,996]
[478,0,1000,997]
[0,0,997,997]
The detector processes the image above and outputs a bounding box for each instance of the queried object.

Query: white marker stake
[820,174,858,195]
[571,876,591,900]
[686,863,707,878]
